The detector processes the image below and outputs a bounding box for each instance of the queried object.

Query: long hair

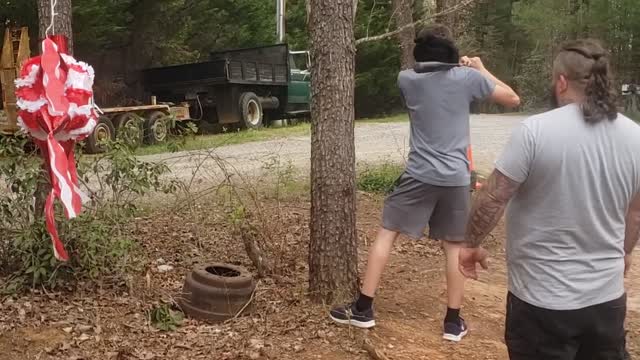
[553,39,618,124]
[413,24,459,64]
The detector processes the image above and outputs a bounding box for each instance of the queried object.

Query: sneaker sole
[442,329,468,342]
[329,314,376,329]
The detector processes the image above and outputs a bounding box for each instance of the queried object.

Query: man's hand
[625,254,633,277]
[459,247,490,280]
[460,56,485,71]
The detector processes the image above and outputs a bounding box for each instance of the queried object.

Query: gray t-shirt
[398,67,495,186]
[496,104,640,310]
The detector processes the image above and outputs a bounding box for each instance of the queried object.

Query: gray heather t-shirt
[496,104,640,310]
[398,67,495,186]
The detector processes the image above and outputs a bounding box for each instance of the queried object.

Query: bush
[357,162,404,194]
[0,135,176,292]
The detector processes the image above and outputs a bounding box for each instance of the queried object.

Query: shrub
[0,134,176,292]
[357,162,404,194]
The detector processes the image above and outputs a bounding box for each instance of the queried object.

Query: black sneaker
[329,303,376,329]
[443,318,468,342]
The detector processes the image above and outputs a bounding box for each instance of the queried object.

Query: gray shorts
[382,173,470,241]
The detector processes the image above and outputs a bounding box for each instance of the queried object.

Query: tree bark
[435,0,456,28]
[308,0,359,304]
[37,0,74,54]
[392,0,416,70]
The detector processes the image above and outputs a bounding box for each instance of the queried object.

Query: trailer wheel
[113,112,143,147]
[86,116,115,154]
[144,111,169,145]
[239,92,263,129]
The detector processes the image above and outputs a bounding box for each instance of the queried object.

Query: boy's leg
[329,173,437,329]
[329,228,400,328]
[443,240,466,310]
[428,185,471,341]
[360,228,400,297]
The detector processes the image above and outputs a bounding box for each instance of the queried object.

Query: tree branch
[355,0,476,46]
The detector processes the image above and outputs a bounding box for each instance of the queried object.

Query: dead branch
[233,221,273,278]
[355,0,475,46]
[363,337,390,360]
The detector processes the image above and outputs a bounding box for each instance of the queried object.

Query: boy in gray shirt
[330,24,520,341]
[461,39,640,359]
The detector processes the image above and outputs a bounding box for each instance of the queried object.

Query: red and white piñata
[15,36,97,261]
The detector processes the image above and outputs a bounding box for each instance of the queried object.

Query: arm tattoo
[466,170,521,247]
[625,193,640,254]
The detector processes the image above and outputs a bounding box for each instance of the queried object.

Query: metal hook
[45,0,58,36]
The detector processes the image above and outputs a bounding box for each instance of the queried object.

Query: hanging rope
[45,0,58,37]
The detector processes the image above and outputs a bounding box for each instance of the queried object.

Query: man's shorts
[505,292,630,360]
[382,172,470,240]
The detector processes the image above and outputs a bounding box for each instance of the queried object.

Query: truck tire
[113,112,143,147]
[85,116,115,154]
[239,92,263,129]
[144,111,169,145]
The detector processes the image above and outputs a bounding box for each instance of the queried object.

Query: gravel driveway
[140,114,527,183]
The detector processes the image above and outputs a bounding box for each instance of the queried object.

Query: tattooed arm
[465,169,522,248]
[459,169,521,279]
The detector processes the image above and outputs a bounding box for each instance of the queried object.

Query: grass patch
[357,162,404,194]
[136,122,312,156]
[358,113,408,124]
[626,111,640,123]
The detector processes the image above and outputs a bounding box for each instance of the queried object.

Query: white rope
[45,0,58,36]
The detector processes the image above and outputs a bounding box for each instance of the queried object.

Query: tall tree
[308,0,359,303]
[392,0,416,69]
[37,0,73,53]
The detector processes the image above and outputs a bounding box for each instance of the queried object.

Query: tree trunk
[308,0,359,304]
[37,0,73,54]
[435,0,454,26]
[392,0,416,70]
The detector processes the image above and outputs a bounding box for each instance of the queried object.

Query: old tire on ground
[239,92,263,129]
[113,112,143,147]
[144,111,169,145]
[85,116,115,154]
[179,263,256,323]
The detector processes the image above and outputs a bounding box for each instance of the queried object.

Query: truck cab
[288,51,311,114]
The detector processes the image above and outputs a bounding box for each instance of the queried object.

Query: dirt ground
[1,193,638,360]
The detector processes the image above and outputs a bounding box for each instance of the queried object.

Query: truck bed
[142,44,290,93]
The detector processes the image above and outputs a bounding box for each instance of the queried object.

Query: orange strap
[467,146,475,171]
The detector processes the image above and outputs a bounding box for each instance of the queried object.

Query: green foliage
[357,162,404,194]
[7,0,640,117]
[148,304,184,331]
[0,134,175,291]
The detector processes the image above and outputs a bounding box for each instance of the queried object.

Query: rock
[77,333,91,342]
[62,327,73,333]
[76,324,92,332]
[249,338,264,350]
[157,265,174,273]
[294,345,304,352]
[248,351,261,360]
